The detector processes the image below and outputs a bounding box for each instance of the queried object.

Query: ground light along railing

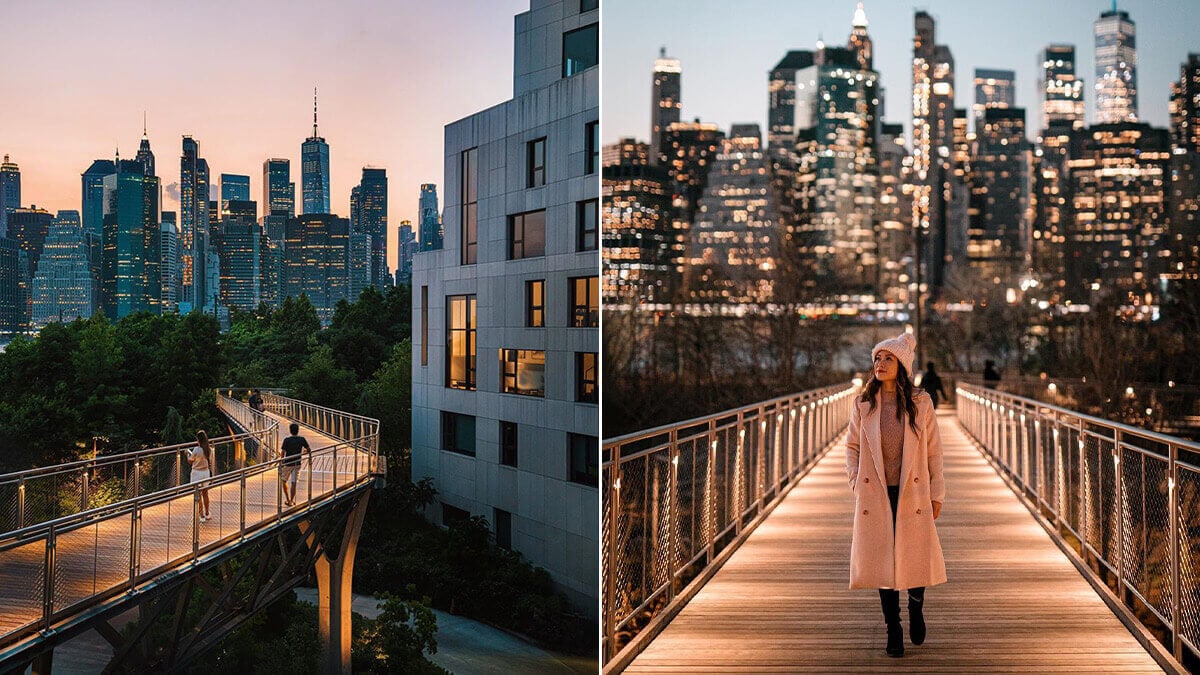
[0,398,379,652]
[0,398,277,536]
[957,381,1200,668]
[602,382,856,670]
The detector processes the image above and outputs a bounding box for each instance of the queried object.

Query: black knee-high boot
[879,589,903,657]
[908,587,926,645]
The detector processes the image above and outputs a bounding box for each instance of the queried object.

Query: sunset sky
[0,0,528,271]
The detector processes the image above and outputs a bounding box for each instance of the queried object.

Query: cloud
[165,181,181,202]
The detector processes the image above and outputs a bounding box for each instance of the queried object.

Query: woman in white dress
[186,430,213,522]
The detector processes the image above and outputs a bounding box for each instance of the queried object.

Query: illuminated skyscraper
[968,108,1031,280]
[0,155,19,235]
[1041,45,1085,131]
[160,212,179,313]
[220,174,251,212]
[0,236,27,335]
[396,220,418,284]
[1094,8,1137,124]
[973,68,1016,133]
[81,159,117,238]
[848,2,873,70]
[263,158,294,218]
[135,120,155,177]
[876,124,913,301]
[1168,53,1200,276]
[180,136,211,312]
[1034,45,1083,293]
[664,120,724,284]
[32,210,94,327]
[650,47,681,166]
[6,207,54,286]
[602,138,672,304]
[217,200,271,312]
[283,214,349,324]
[101,159,161,319]
[418,183,442,251]
[353,167,388,287]
[302,90,331,214]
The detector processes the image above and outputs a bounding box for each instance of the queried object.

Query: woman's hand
[932,501,942,520]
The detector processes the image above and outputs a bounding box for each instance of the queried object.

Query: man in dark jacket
[922,362,947,408]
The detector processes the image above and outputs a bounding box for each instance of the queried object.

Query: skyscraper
[1094,8,1138,124]
[411,0,598,610]
[348,231,372,300]
[283,214,349,324]
[664,120,725,287]
[135,120,155,177]
[102,159,161,320]
[1035,45,1083,293]
[0,236,28,336]
[180,136,211,312]
[81,159,117,238]
[973,68,1016,133]
[848,2,873,70]
[32,210,94,328]
[396,220,418,285]
[650,47,681,166]
[217,200,270,312]
[160,212,179,313]
[601,138,672,304]
[6,207,54,285]
[354,167,388,287]
[1041,45,1085,131]
[263,158,295,218]
[302,90,331,214]
[969,107,1031,280]
[1168,53,1200,274]
[0,155,20,235]
[418,183,442,251]
[220,174,251,212]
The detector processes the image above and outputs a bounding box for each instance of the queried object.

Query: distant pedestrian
[186,430,213,522]
[983,360,1001,388]
[280,423,311,507]
[921,362,947,408]
[248,390,264,412]
[845,333,946,658]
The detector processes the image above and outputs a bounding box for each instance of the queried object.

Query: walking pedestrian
[248,390,264,412]
[983,360,1001,389]
[845,333,946,657]
[280,422,311,507]
[186,430,213,522]
[921,362,947,408]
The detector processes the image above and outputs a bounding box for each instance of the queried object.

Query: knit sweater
[879,395,904,486]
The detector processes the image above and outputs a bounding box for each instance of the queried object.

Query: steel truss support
[301,491,371,675]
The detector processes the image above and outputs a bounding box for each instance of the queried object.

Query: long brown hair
[859,366,920,434]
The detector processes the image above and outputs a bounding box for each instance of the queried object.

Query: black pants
[879,485,924,620]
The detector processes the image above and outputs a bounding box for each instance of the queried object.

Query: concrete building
[411,0,598,610]
[32,211,94,327]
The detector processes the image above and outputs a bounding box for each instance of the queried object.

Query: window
[563,24,599,78]
[577,199,597,251]
[446,295,476,390]
[527,137,546,187]
[500,349,546,397]
[508,210,546,259]
[441,412,476,456]
[441,502,471,526]
[420,285,428,365]
[500,421,518,467]
[461,147,478,264]
[569,433,598,487]
[526,280,545,327]
[585,121,599,174]
[580,0,598,11]
[570,276,599,327]
[494,508,512,550]
[576,352,597,403]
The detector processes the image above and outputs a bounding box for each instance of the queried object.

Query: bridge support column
[310,491,370,675]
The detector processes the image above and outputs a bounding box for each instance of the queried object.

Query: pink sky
[0,0,529,272]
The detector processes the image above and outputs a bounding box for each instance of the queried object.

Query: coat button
[914,477,920,483]
[864,477,870,483]
[916,508,922,514]
[862,510,869,515]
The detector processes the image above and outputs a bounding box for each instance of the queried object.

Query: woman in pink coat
[845,333,946,657]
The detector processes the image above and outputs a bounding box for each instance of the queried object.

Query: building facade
[302,93,331,215]
[32,210,94,327]
[180,136,211,312]
[650,47,681,166]
[418,183,443,251]
[972,68,1016,133]
[160,212,180,313]
[601,138,673,304]
[411,0,599,610]
[101,160,161,320]
[284,214,349,324]
[354,167,388,287]
[1094,9,1138,124]
[1,155,21,235]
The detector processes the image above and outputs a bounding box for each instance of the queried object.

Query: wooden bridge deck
[0,411,369,643]
[624,411,1165,673]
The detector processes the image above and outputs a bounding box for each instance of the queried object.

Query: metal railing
[0,393,380,652]
[602,382,856,668]
[957,382,1200,666]
[0,399,277,537]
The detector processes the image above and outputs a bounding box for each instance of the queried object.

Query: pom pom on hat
[872,333,917,377]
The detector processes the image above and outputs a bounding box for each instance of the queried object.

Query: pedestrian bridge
[0,391,382,674]
[603,382,1196,673]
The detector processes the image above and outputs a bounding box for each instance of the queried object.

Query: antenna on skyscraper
[313,87,319,137]
[143,111,147,138]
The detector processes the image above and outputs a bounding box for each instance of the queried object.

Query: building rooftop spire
[853,1,868,28]
[143,111,147,138]
[313,87,319,137]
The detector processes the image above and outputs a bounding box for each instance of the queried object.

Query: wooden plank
[623,411,1167,673]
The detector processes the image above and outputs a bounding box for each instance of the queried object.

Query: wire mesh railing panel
[1177,466,1200,650]
[0,538,47,637]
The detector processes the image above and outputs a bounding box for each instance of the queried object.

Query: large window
[580,0,598,12]
[570,276,599,327]
[563,24,598,78]
[527,138,546,187]
[577,199,597,251]
[500,421,518,467]
[585,121,599,175]
[576,352,597,403]
[441,412,476,456]
[494,508,512,550]
[420,285,428,365]
[461,147,478,265]
[569,433,598,487]
[446,295,476,390]
[526,279,545,327]
[509,210,546,259]
[500,349,546,397]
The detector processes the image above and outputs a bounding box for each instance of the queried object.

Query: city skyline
[603,0,1200,145]
[0,0,528,273]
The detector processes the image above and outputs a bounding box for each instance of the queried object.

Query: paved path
[624,411,1165,673]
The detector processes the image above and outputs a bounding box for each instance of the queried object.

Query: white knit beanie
[872,333,917,378]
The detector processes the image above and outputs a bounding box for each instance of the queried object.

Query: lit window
[509,210,546,259]
[563,24,598,77]
[576,352,597,403]
[441,412,476,456]
[570,276,599,327]
[526,279,545,327]
[500,349,545,397]
[446,295,476,390]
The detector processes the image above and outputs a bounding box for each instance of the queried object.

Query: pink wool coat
[844,390,947,590]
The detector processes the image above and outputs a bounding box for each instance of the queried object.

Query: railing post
[1114,428,1125,605]
[333,445,340,496]
[192,488,201,561]
[756,408,766,511]
[666,427,678,602]
[239,471,247,536]
[605,441,621,663]
[132,459,141,499]
[18,476,25,529]
[735,412,744,536]
[81,467,90,512]
[128,507,141,588]
[1169,442,1182,662]
[42,524,56,631]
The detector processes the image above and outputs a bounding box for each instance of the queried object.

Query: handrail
[0,392,380,653]
[602,382,856,670]
[957,382,1195,667]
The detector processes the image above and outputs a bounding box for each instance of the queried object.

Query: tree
[286,345,359,411]
[359,340,413,461]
